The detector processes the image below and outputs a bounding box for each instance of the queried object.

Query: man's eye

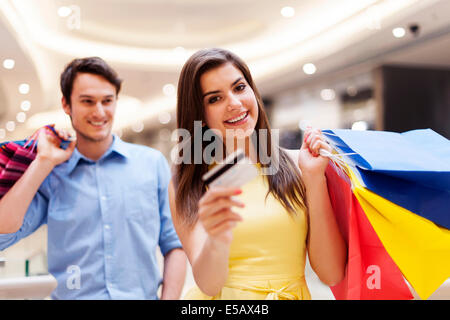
[103,99,113,104]
[82,100,93,104]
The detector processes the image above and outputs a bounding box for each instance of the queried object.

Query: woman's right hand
[198,187,244,245]
[36,126,76,167]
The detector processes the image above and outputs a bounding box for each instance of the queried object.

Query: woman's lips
[224,111,249,126]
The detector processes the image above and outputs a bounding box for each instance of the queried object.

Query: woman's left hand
[297,127,331,183]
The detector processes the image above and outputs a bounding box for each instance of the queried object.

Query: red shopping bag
[0,125,65,199]
[325,162,413,300]
[0,139,38,199]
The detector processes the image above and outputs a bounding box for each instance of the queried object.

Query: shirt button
[104,225,110,230]
[101,196,107,201]
[106,255,112,260]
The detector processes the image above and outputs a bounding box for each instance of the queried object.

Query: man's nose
[93,101,106,117]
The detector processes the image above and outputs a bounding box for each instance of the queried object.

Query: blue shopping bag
[323,128,450,229]
[323,129,450,191]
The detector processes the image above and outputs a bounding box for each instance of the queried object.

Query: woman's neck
[224,136,258,163]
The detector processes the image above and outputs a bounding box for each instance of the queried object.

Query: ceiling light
[162,84,176,96]
[302,63,316,75]
[21,100,31,111]
[3,59,15,69]
[19,83,29,94]
[58,6,72,18]
[16,112,26,123]
[281,6,295,18]
[158,112,171,124]
[131,121,144,133]
[320,89,336,101]
[9,0,419,82]
[5,121,15,132]
[351,120,368,131]
[392,27,406,38]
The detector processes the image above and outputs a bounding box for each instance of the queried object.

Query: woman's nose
[227,93,242,110]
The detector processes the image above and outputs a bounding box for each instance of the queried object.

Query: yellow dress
[184,166,311,300]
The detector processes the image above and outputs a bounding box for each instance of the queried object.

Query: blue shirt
[0,135,182,299]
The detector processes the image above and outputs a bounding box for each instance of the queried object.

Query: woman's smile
[224,111,249,126]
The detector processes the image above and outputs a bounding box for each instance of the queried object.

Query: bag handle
[23,125,62,155]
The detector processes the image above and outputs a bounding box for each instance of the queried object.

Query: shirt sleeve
[156,153,182,256]
[0,178,49,251]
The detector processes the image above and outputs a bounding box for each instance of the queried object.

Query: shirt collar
[65,134,130,174]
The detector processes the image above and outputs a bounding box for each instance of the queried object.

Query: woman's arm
[295,129,347,286]
[304,174,347,286]
[168,180,243,297]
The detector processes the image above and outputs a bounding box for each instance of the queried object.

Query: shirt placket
[96,161,115,298]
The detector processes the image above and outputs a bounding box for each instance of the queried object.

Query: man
[0,57,186,299]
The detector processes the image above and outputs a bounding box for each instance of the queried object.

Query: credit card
[202,149,258,188]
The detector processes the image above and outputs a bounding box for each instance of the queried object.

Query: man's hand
[36,127,76,167]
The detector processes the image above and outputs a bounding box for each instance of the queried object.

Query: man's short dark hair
[60,57,122,105]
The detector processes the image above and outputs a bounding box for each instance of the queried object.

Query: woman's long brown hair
[174,48,307,226]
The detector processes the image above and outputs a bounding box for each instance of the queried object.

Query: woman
[169,48,346,300]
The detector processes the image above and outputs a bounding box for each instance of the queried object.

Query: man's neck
[75,134,114,161]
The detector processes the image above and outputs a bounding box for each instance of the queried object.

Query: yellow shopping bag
[347,166,450,300]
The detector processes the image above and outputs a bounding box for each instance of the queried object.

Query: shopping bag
[322,128,450,190]
[0,125,68,199]
[347,166,450,300]
[323,128,450,229]
[0,140,38,199]
[326,162,413,300]
[353,167,450,229]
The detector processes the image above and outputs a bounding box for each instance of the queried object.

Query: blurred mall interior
[0,0,449,299]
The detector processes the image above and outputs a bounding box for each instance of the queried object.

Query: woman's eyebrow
[231,77,243,87]
[203,90,220,98]
[202,77,243,98]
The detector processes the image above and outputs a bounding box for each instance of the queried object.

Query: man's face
[63,73,117,143]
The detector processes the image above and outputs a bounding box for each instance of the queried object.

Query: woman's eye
[208,96,220,104]
[235,83,246,91]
